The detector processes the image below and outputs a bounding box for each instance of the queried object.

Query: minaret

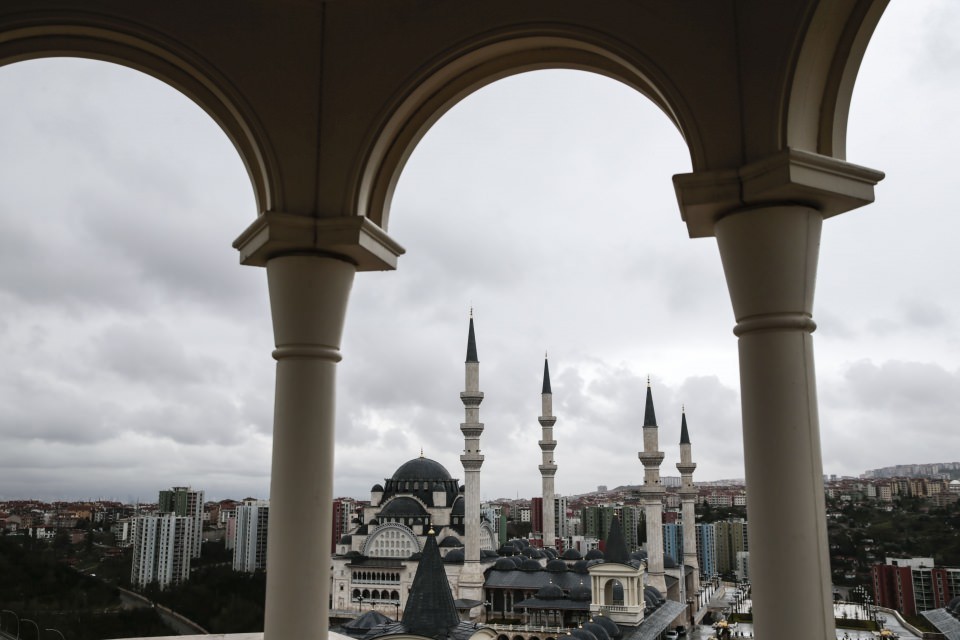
[538,354,558,549]
[638,378,667,594]
[677,408,700,597]
[458,311,485,602]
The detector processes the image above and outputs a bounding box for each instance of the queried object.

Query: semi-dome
[339,534,353,544]
[536,583,565,600]
[391,456,452,481]
[439,535,462,548]
[546,559,568,572]
[494,557,517,571]
[378,497,427,517]
[443,548,465,563]
[451,496,465,516]
[561,548,582,560]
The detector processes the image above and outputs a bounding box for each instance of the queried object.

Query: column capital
[673,149,884,238]
[233,212,406,271]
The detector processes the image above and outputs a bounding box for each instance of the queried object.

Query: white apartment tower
[458,312,485,602]
[158,486,204,559]
[131,513,193,590]
[638,379,667,594]
[538,355,558,549]
[233,499,270,572]
[676,408,700,595]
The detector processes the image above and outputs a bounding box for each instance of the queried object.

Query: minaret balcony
[676,462,697,474]
[638,452,665,466]
[537,416,556,426]
[459,392,484,406]
[538,440,557,451]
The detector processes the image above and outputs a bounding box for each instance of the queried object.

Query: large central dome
[391,457,452,482]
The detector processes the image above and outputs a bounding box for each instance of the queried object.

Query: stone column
[715,205,833,640]
[234,213,404,640]
[674,149,883,640]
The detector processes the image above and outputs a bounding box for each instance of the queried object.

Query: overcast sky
[1,1,958,504]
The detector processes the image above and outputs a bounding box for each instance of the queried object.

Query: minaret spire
[638,378,666,594]
[677,407,700,596]
[458,310,485,604]
[539,354,558,550]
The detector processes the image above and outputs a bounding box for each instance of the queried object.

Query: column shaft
[715,206,833,640]
[263,256,355,640]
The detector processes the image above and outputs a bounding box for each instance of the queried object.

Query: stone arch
[0,16,276,213]
[355,26,701,230]
[603,578,624,606]
[362,521,422,558]
[784,1,888,159]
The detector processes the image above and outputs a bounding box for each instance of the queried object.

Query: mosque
[331,315,699,636]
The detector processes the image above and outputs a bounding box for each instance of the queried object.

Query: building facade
[130,513,193,590]
[233,499,270,573]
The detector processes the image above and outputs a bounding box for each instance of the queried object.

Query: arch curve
[0,16,277,213]
[356,25,703,230]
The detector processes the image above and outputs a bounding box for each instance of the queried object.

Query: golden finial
[469,306,473,318]
[647,375,651,387]
[420,447,424,458]
[682,404,685,413]
[428,525,435,536]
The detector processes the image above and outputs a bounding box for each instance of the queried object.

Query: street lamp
[20,619,39,640]
[393,600,401,620]
[45,630,65,640]
[354,595,365,612]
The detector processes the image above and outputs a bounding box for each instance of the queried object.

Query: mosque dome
[391,457,452,481]
[537,583,565,600]
[494,557,517,571]
[509,556,525,567]
[571,629,599,640]
[371,483,384,492]
[498,543,517,556]
[520,558,542,571]
[521,547,538,557]
[585,548,604,560]
[582,622,611,640]
[569,582,592,601]
[572,560,590,573]
[561,548,582,560]
[630,550,647,561]
[339,534,352,544]
[443,548,465,563]
[663,554,678,568]
[482,549,499,559]
[451,496,465,516]
[592,615,621,638]
[378,497,427,517]
[546,559,568,572]
[542,548,558,559]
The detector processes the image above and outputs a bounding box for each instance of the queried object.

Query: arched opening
[0,57,265,504]
[604,579,624,606]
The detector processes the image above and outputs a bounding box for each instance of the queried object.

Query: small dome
[339,534,353,544]
[582,622,610,640]
[536,583,565,600]
[408,552,422,560]
[520,558,542,571]
[510,538,529,548]
[498,543,517,556]
[521,546,538,557]
[663,554,678,568]
[630,550,647,561]
[509,555,525,567]
[586,558,604,567]
[345,550,362,558]
[494,557,517,571]
[368,519,379,526]
[391,457,452,482]
[379,497,427,517]
[572,560,590,573]
[592,615,621,638]
[546,559,568,572]
[542,547,558,559]
[585,548,604,560]
[439,535,463,548]
[571,629,599,640]
[451,496,465,516]
[443,548,465,563]
[561,548,582,560]
[482,549,499,559]
[371,483,384,492]
[570,582,592,602]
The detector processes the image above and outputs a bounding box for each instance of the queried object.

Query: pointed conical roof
[401,532,461,637]
[603,515,630,565]
[542,355,552,394]
[680,410,690,445]
[466,315,478,363]
[643,380,657,427]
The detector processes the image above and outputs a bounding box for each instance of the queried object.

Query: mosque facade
[332,316,698,632]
